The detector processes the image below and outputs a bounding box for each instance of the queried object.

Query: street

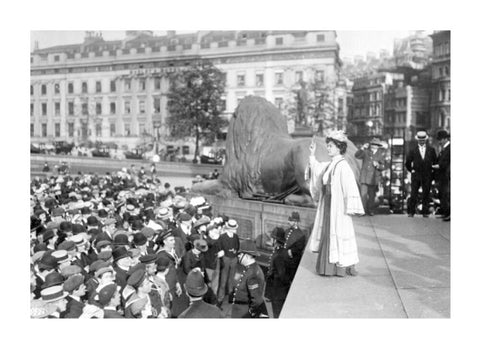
[281,214,450,318]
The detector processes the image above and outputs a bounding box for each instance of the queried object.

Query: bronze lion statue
[192,96,360,205]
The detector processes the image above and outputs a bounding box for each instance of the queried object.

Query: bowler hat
[87,216,99,226]
[38,253,58,271]
[59,221,72,232]
[185,268,208,297]
[42,229,55,243]
[239,239,259,256]
[72,223,86,235]
[112,246,129,262]
[177,212,192,222]
[113,233,129,246]
[97,209,108,218]
[436,129,450,140]
[131,220,144,231]
[133,232,147,246]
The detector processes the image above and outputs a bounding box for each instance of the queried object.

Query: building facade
[348,72,404,143]
[429,30,450,132]
[30,30,340,148]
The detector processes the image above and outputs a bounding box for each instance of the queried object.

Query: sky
[30,30,424,60]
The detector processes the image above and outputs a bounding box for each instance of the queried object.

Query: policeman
[230,239,268,318]
[285,212,306,283]
[265,227,291,318]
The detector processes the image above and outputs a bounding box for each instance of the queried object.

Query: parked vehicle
[53,141,74,155]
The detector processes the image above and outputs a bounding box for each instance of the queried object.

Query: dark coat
[284,226,306,280]
[355,148,386,185]
[437,143,451,183]
[103,309,124,318]
[405,145,438,181]
[63,296,84,318]
[178,299,224,318]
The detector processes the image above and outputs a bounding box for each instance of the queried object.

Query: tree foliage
[167,60,227,159]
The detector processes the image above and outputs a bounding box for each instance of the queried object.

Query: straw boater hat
[415,130,429,140]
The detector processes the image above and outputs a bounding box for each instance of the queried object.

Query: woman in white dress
[306,131,364,276]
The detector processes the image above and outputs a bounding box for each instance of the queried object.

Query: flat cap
[139,254,157,265]
[57,240,76,251]
[63,274,85,293]
[61,264,83,278]
[98,283,118,306]
[127,269,146,289]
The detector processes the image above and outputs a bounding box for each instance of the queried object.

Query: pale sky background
[30,30,427,60]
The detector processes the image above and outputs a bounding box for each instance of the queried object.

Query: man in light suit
[355,138,386,216]
[405,131,438,217]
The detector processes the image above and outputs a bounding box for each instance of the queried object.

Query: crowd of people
[30,167,306,319]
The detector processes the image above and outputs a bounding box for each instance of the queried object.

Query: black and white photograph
[5,0,479,347]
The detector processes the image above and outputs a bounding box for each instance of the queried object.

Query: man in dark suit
[434,130,451,221]
[406,131,438,217]
[355,138,386,216]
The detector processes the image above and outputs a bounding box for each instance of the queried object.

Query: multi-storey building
[384,79,430,141]
[429,30,450,132]
[30,30,340,148]
[348,72,403,143]
[394,31,433,70]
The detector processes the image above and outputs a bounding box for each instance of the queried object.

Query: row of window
[433,42,450,57]
[31,122,143,138]
[31,98,163,117]
[438,65,450,78]
[31,78,164,96]
[437,88,451,102]
[235,70,324,88]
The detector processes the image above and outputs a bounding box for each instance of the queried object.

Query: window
[96,81,102,93]
[375,104,380,116]
[67,102,74,116]
[42,124,47,137]
[42,103,47,116]
[274,72,283,85]
[55,102,60,116]
[274,97,283,109]
[439,67,443,77]
[125,79,131,91]
[55,123,60,137]
[68,83,74,94]
[31,124,34,137]
[139,123,146,135]
[82,103,88,115]
[445,66,450,76]
[124,123,131,136]
[125,101,131,114]
[255,73,264,87]
[30,85,33,95]
[237,73,245,87]
[139,100,145,113]
[295,71,303,83]
[338,98,344,114]
[95,123,102,137]
[275,37,283,45]
[82,82,88,93]
[30,103,34,116]
[110,123,116,136]
[316,34,325,42]
[54,55,60,62]
[447,89,451,101]
[68,123,74,137]
[139,79,146,91]
[41,84,47,95]
[315,70,324,82]
[154,77,161,90]
[96,103,102,115]
[154,98,161,113]
[110,80,116,92]
[110,102,116,114]
[54,83,60,94]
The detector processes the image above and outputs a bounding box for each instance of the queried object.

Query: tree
[167,60,227,163]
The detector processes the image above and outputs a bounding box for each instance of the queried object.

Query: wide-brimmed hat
[369,137,383,146]
[326,129,348,143]
[415,130,429,140]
